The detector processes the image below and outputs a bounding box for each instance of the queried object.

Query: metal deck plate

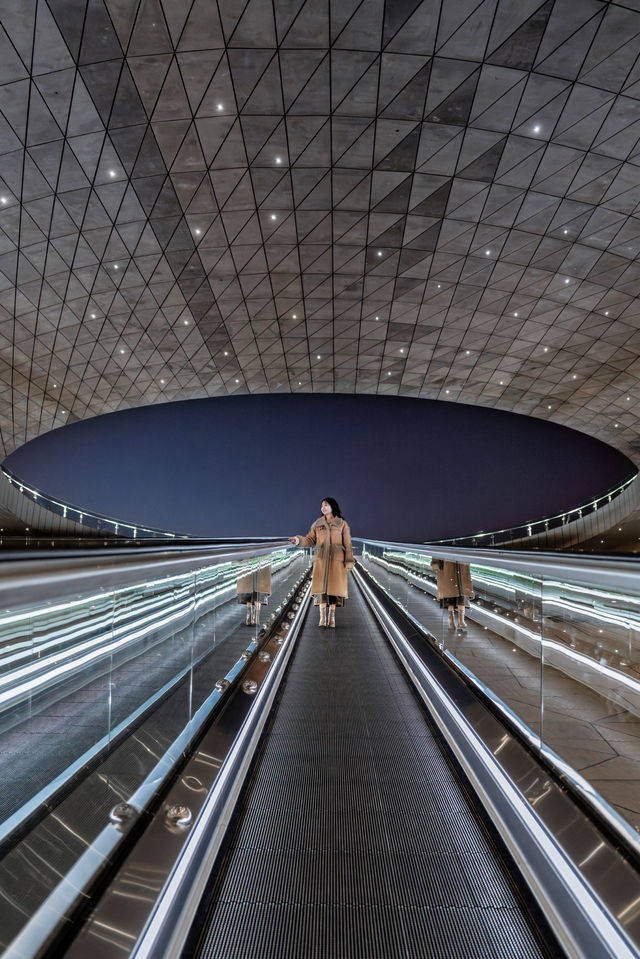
[196,586,548,958]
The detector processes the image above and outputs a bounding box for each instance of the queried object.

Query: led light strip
[354,567,639,959]
[371,553,640,697]
[130,583,312,959]
[0,556,300,845]
[0,555,296,713]
[363,552,640,860]
[3,575,310,959]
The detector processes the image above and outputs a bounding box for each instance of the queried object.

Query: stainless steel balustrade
[428,471,639,550]
[359,539,640,856]
[354,563,640,959]
[0,541,309,959]
[4,537,640,959]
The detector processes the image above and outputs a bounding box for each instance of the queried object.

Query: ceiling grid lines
[30,3,123,433]
[2,0,640,466]
[406,0,496,400]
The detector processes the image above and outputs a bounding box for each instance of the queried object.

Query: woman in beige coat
[236,563,271,626]
[289,497,354,628]
[431,558,473,629]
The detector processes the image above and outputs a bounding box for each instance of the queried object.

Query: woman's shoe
[328,609,336,628]
[318,607,327,627]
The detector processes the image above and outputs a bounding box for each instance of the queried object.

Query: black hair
[322,497,343,518]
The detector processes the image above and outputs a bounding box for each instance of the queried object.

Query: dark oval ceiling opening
[3,394,634,542]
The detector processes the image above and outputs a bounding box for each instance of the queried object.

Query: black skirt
[313,593,346,607]
[439,595,469,608]
[237,591,269,604]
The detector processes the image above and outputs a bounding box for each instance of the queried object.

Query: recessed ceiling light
[114,264,119,270]
[627,396,631,401]
[543,347,549,352]
[109,169,116,177]
[605,311,609,316]
[387,371,391,376]
[514,312,518,317]
[276,157,282,164]
[317,354,321,359]
[445,389,450,394]
[160,379,165,384]
[194,228,201,235]
[270,213,277,221]
[547,404,552,409]
[485,249,491,255]
[53,384,57,388]
[375,316,379,320]
[465,350,470,355]
[533,125,541,134]
[217,103,223,111]
[572,374,577,379]
[564,277,570,283]
[91,313,96,319]
[563,229,568,235]
[235,378,239,383]
[377,250,383,256]
[183,320,189,325]
[400,348,404,353]
[292,314,297,319]
[119,348,125,354]
[437,284,441,289]
[615,423,619,428]
[224,351,228,356]
[0,197,7,204]
[298,381,301,385]
[499,381,504,385]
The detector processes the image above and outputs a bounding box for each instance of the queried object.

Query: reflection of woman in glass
[236,564,271,626]
[430,558,473,629]
[289,498,354,628]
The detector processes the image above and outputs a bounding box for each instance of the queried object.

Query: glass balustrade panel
[0,583,116,845]
[358,542,388,599]
[0,546,304,953]
[461,562,543,743]
[358,542,544,746]
[541,575,640,836]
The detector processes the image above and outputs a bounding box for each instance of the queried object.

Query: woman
[289,498,354,628]
[236,562,271,626]
[430,558,473,629]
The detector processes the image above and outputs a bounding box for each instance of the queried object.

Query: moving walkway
[1,540,640,958]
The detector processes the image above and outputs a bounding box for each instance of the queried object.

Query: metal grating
[196,584,549,958]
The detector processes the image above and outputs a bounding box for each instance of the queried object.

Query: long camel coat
[294,516,354,598]
[430,559,473,600]
[236,564,271,601]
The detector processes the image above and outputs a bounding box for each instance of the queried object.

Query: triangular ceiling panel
[0,0,639,479]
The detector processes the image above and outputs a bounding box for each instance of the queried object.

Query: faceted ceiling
[2,0,640,467]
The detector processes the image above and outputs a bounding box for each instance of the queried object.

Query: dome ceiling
[1,0,640,464]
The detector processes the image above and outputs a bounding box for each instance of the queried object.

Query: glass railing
[0,540,310,957]
[358,539,640,857]
[428,472,638,549]
[0,464,190,539]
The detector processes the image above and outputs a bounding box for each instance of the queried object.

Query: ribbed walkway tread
[196,584,546,959]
